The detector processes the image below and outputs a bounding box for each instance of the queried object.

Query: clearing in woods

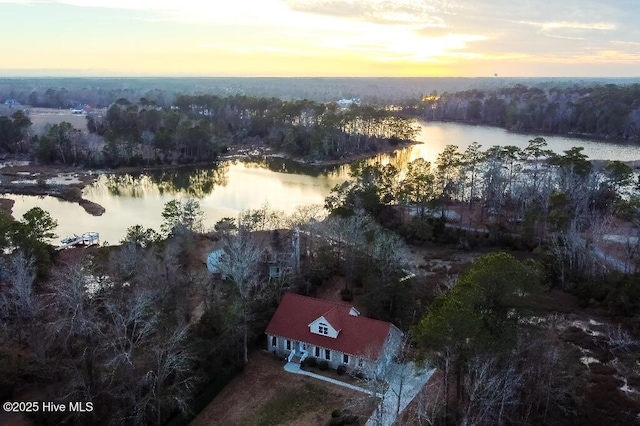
[28,108,89,134]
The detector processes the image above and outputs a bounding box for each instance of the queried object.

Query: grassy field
[190,351,375,426]
[28,108,89,134]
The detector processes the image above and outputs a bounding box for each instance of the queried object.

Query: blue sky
[1,0,638,76]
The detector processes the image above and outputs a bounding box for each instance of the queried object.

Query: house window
[315,347,320,357]
[286,340,291,351]
[302,344,307,351]
[318,323,329,335]
[343,354,349,364]
[325,349,331,361]
[271,336,276,347]
[357,358,364,368]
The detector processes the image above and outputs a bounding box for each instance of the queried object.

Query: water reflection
[9,160,345,244]
[98,163,230,199]
[243,157,348,179]
[6,121,640,244]
[408,122,640,163]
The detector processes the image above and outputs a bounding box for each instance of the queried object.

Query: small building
[205,229,300,279]
[337,98,361,108]
[206,248,225,274]
[265,293,403,376]
[71,104,86,114]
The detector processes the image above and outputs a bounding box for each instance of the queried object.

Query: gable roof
[321,306,343,331]
[266,293,399,360]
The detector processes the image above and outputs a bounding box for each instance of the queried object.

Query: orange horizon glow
[0,0,639,77]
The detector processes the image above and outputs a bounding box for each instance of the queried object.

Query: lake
[6,122,640,244]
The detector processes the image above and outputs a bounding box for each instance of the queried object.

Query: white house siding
[268,335,306,358]
[308,316,340,338]
[267,334,400,376]
[267,334,288,354]
[307,344,358,370]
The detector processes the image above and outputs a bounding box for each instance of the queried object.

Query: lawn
[190,351,376,426]
[28,108,89,134]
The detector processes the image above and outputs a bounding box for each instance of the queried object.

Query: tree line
[326,137,640,312]
[403,83,640,141]
[1,95,417,167]
[7,76,623,109]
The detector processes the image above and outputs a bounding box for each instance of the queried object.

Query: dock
[58,232,100,250]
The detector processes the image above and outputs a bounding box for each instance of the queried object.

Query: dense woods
[7,77,630,109]
[0,110,31,154]
[2,95,417,167]
[407,83,640,141]
[322,138,640,424]
[86,96,416,166]
[4,79,640,169]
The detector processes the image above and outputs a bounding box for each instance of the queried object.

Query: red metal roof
[265,293,397,360]
[322,306,343,331]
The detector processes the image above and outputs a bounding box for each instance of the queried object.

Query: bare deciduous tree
[217,229,264,364]
[460,355,521,426]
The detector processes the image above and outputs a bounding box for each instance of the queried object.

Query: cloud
[284,0,448,26]
[199,42,326,57]
[2,0,639,76]
[0,0,291,25]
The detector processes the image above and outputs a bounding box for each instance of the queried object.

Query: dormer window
[309,316,338,338]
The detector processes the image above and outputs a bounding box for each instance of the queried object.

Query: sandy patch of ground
[190,351,374,426]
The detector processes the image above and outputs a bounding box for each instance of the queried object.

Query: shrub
[344,414,359,425]
[340,288,353,302]
[342,410,358,425]
[319,360,329,371]
[329,418,344,426]
[305,357,317,368]
[337,365,347,375]
[351,370,365,380]
[331,409,342,418]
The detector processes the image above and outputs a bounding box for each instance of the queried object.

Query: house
[337,98,361,108]
[206,229,300,279]
[206,248,225,274]
[71,104,85,114]
[265,293,403,375]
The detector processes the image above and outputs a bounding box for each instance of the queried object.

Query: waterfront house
[265,293,403,375]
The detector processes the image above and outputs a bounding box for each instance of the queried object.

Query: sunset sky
[1,0,638,77]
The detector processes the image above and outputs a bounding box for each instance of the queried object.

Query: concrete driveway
[365,362,436,426]
[283,360,436,426]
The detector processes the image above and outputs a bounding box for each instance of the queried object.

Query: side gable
[265,293,399,360]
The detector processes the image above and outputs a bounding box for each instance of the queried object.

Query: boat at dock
[58,232,100,249]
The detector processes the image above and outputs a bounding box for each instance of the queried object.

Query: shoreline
[420,118,640,146]
[0,141,419,218]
